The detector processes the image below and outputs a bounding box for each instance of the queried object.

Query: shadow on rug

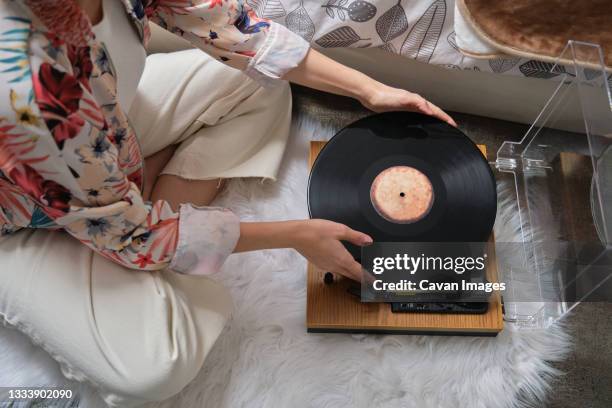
[0,114,571,408]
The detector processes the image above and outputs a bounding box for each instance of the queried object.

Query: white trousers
[130,49,292,181]
[0,50,292,406]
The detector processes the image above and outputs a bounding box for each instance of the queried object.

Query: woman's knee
[113,352,203,403]
[90,267,231,405]
[108,307,229,404]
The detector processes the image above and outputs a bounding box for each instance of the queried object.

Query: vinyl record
[308,112,497,258]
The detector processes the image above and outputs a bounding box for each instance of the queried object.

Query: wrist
[356,79,386,109]
[284,219,311,249]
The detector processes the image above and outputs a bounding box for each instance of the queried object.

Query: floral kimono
[0,0,309,274]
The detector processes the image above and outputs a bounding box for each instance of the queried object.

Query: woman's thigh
[128,49,261,158]
[0,229,232,406]
[130,49,292,181]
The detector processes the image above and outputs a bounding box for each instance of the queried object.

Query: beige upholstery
[323,47,585,131]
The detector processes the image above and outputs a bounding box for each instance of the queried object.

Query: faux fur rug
[0,114,571,408]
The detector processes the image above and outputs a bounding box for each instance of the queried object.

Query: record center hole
[399,192,405,197]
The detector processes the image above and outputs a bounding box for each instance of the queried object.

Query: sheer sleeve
[149,0,310,85]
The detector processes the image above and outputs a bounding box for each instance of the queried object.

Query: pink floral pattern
[0,0,308,273]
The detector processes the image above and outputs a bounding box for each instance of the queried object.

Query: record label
[370,166,434,224]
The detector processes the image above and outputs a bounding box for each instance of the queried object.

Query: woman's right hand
[292,219,372,281]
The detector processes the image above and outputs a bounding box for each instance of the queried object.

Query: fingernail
[363,237,373,245]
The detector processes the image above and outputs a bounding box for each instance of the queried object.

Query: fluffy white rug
[0,114,571,408]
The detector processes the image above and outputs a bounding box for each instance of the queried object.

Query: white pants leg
[0,229,232,406]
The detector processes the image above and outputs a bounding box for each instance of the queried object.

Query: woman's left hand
[360,83,457,127]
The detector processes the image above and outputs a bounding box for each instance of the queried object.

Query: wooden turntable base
[307,141,504,336]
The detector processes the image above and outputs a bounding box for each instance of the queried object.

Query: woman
[0,0,455,405]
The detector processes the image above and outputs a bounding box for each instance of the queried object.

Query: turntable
[305,41,612,335]
[306,131,504,336]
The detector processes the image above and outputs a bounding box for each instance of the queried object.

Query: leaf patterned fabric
[376,0,409,45]
[286,1,316,42]
[400,0,446,62]
[279,0,567,77]
[0,0,309,274]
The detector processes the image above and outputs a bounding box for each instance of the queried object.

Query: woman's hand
[284,49,456,127]
[360,83,457,127]
[235,220,371,281]
[292,219,372,281]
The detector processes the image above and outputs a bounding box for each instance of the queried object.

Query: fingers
[426,101,457,127]
[338,257,364,282]
[411,95,457,127]
[347,258,364,280]
[339,225,373,247]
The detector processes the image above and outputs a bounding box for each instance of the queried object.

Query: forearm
[234,221,304,253]
[283,48,378,104]
[283,48,456,126]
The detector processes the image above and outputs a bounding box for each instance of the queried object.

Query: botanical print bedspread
[251,0,575,80]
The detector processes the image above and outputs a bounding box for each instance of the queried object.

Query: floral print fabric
[0,0,308,273]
